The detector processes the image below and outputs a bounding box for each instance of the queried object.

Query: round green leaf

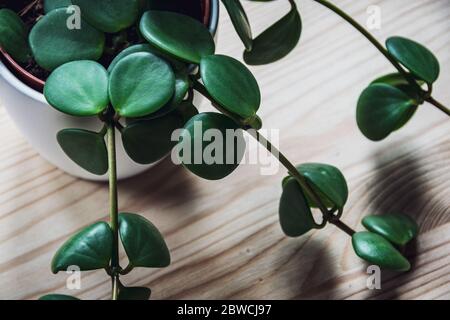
[57,129,108,175]
[108,43,187,74]
[357,83,418,141]
[178,112,246,180]
[71,0,140,33]
[44,0,72,13]
[352,231,411,271]
[109,52,175,118]
[118,285,151,301]
[122,112,183,164]
[222,0,253,51]
[386,36,440,84]
[362,214,418,247]
[119,213,170,268]
[243,1,301,65]
[140,10,215,64]
[0,9,31,63]
[52,222,113,273]
[45,61,109,117]
[279,176,318,237]
[29,8,105,71]
[296,163,348,209]
[200,54,261,119]
[39,294,80,300]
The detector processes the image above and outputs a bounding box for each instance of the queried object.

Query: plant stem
[312,0,450,118]
[246,130,356,235]
[107,122,120,300]
[112,276,119,300]
[426,96,450,116]
[311,0,420,91]
[193,80,356,235]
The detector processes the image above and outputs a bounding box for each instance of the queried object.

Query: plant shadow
[117,157,199,211]
[359,147,443,299]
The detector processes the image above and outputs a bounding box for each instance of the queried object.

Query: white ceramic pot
[0,1,219,181]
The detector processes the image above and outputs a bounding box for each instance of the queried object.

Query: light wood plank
[0,0,448,300]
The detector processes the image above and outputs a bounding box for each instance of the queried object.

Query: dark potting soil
[1,0,204,82]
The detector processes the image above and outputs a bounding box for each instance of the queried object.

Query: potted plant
[0,0,218,180]
[0,0,448,300]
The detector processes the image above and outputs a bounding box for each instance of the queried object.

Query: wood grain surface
[0,0,449,300]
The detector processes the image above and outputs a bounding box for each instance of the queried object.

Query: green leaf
[71,0,140,33]
[57,129,108,175]
[118,285,151,301]
[52,222,113,273]
[0,9,31,63]
[44,0,72,13]
[119,213,170,268]
[178,112,246,180]
[109,52,175,118]
[200,54,261,120]
[29,8,104,71]
[362,214,418,247]
[296,163,348,209]
[39,294,80,300]
[122,112,183,164]
[44,61,109,117]
[386,36,440,84]
[148,73,190,119]
[371,72,424,101]
[352,231,411,271]
[279,176,318,237]
[243,1,301,65]
[140,11,215,64]
[357,83,418,141]
[108,43,186,74]
[222,0,253,51]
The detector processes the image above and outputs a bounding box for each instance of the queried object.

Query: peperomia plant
[0,0,446,300]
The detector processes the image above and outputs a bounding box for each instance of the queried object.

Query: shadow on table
[359,147,433,299]
[117,157,198,209]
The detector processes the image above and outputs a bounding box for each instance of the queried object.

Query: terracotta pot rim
[0,0,219,93]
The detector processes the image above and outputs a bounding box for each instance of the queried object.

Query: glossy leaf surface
[108,43,186,73]
[357,84,418,141]
[140,11,215,64]
[362,214,418,247]
[200,54,260,119]
[109,52,175,118]
[29,8,104,71]
[72,0,140,33]
[45,61,109,117]
[279,176,318,237]
[57,129,108,175]
[39,294,80,300]
[386,36,440,84]
[0,9,31,63]
[243,1,301,65]
[178,113,246,180]
[352,232,411,271]
[296,163,348,209]
[44,0,72,13]
[52,222,113,273]
[119,213,170,268]
[222,0,252,50]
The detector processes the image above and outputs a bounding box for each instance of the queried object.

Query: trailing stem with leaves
[0,0,447,300]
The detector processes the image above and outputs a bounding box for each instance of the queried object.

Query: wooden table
[0,0,449,300]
